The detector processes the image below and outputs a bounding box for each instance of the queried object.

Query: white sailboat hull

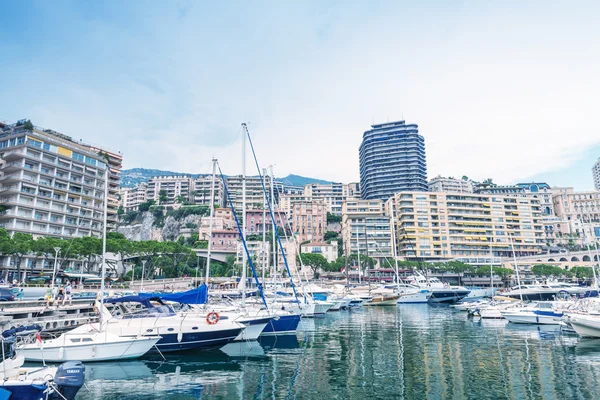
[569,315,600,338]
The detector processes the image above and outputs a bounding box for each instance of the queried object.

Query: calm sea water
[75,306,600,399]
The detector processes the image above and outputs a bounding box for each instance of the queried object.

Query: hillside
[120,168,335,188]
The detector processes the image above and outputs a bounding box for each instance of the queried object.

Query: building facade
[290,201,327,243]
[192,176,225,207]
[594,158,600,191]
[300,241,339,262]
[428,176,474,193]
[0,120,117,239]
[146,176,193,204]
[224,175,281,213]
[341,199,393,264]
[551,188,600,244]
[120,182,148,213]
[359,120,427,201]
[388,191,545,264]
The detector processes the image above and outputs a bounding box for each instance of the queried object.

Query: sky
[1,1,599,190]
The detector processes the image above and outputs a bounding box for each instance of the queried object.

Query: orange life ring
[206,311,220,325]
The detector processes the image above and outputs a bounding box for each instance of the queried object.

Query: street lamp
[51,247,61,290]
[140,259,147,292]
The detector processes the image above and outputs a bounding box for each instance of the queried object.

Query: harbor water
[76,305,600,399]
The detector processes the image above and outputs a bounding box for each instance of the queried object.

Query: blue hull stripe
[262,315,301,334]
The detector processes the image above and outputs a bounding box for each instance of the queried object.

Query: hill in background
[120,168,336,188]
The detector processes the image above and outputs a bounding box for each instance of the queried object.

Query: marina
[65,304,600,399]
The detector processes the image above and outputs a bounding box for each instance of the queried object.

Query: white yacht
[500,301,569,325]
[404,274,470,303]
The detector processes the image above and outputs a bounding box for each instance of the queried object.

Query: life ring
[206,311,220,325]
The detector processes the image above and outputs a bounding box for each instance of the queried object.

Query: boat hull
[397,292,430,304]
[365,296,400,306]
[17,337,158,362]
[569,315,600,338]
[501,311,563,325]
[261,314,301,335]
[235,317,271,341]
[427,290,470,304]
[0,383,49,399]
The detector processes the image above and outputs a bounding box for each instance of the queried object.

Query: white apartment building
[146,176,193,204]
[224,175,282,212]
[304,182,360,216]
[594,158,600,191]
[428,176,473,193]
[120,182,148,212]
[192,175,225,207]
[0,120,115,239]
[341,199,393,264]
[300,241,339,262]
[388,192,545,264]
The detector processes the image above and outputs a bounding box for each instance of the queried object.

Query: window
[28,139,42,148]
[72,152,85,162]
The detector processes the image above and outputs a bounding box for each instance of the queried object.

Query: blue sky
[1,1,599,190]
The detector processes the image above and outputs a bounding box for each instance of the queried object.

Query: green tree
[326,213,342,224]
[532,264,566,280]
[138,200,155,212]
[570,266,594,280]
[158,190,168,204]
[297,253,329,279]
[0,232,33,280]
[117,205,124,216]
[324,231,339,241]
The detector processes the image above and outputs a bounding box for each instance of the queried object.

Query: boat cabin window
[70,338,81,343]
[82,338,93,342]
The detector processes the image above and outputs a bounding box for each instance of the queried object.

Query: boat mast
[99,160,109,326]
[389,200,401,292]
[262,167,267,286]
[508,236,524,303]
[270,166,277,287]
[581,215,598,290]
[205,158,217,286]
[489,233,494,295]
[241,125,247,309]
[356,224,361,284]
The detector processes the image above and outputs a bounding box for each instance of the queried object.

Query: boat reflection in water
[258,334,301,350]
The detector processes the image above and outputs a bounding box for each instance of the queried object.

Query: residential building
[198,208,237,242]
[192,175,225,207]
[282,184,304,195]
[89,147,122,229]
[278,194,313,215]
[303,182,362,216]
[345,182,361,199]
[0,119,114,239]
[594,158,600,190]
[300,241,339,262]
[290,201,327,243]
[120,182,148,212]
[146,176,193,204]
[224,175,282,212]
[245,209,287,235]
[341,199,393,265]
[551,188,600,244]
[236,241,271,272]
[428,176,473,193]
[209,229,240,251]
[388,191,545,265]
[359,120,428,201]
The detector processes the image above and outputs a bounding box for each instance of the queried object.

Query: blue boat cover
[137,284,209,305]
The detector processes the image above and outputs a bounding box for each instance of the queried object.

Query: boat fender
[58,346,64,360]
[92,345,96,358]
[206,312,220,325]
[177,331,183,343]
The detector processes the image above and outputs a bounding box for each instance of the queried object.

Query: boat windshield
[122,304,176,319]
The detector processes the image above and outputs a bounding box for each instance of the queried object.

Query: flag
[341,267,346,273]
[36,332,42,346]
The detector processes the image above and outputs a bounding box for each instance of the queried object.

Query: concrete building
[290,201,327,243]
[388,192,545,264]
[224,175,282,213]
[359,120,428,201]
[146,176,193,204]
[192,175,225,207]
[245,209,287,235]
[278,194,313,215]
[120,182,148,213]
[594,158,600,191]
[303,182,362,216]
[89,147,122,229]
[341,199,393,264]
[300,241,339,262]
[551,188,600,244]
[198,208,237,242]
[0,119,117,239]
[428,176,473,193]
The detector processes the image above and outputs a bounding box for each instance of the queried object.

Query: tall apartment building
[341,199,393,263]
[192,175,225,207]
[303,182,362,216]
[475,182,555,216]
[120,182,148,212]
[428,176,473,193]
[290,201,327,243]
[224,175,282,212]
[594,158,600,190]
[0,119,118,239]
[359,120,427,201]
[146,176,193,204]
[551,188,600,243]
[388,192,545,264]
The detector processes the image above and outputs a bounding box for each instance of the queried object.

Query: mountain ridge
[120,168,337,188]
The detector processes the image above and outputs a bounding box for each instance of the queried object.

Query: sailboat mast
[262,167,267,285]
[241,124,247,309]
[205,158,217,286]
[100,163,108,325]
[509,236,524,303]
[389,200,400,291]
[270,166,277,286]
[356,224,361,284]
[581,215,598,290]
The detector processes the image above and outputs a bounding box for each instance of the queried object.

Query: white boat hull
[501,312,562,325]
[17,335,158,362]
[397,292,430,304]
[235,322,268,341]
[569,315,600,338]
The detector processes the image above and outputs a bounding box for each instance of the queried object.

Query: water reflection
[76,307,600,399]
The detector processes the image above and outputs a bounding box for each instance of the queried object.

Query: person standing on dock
[63,281,72,306]
[17,288,24,301]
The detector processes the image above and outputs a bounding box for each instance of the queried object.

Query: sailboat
[16,162,160,362]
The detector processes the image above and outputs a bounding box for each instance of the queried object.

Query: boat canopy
[138,284,209,305]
